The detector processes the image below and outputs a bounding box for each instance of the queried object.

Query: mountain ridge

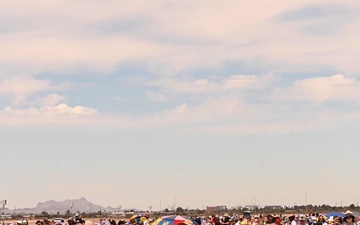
[4,197,118,214]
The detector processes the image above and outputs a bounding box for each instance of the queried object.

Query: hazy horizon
[2,196,358,212]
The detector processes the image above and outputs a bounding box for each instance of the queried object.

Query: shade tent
[326,212,345,218]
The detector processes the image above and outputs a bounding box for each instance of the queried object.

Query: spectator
[343,211,356,225]
[299,215,308,225]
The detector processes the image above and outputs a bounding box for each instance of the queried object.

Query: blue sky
[1,0,360,211]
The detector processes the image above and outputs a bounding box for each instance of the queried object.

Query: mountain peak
[12,197,116,214]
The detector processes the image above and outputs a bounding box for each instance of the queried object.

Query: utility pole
[159,197,162,214]
[1,200,7,225]
[305,190,308,213]
[255,197,257,214]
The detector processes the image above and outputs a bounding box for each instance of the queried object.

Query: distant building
[111,211,125,215]
[0,215,12,219]
[263,205,283,210]
[243,205,259,211]
[206,206,227,212]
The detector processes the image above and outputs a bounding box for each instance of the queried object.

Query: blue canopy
[326,212,345,218]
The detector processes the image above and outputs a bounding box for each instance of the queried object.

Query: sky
[1,0,360,211]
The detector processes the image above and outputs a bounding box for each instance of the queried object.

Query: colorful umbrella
[152,216,195,225]
[129,215,149,223]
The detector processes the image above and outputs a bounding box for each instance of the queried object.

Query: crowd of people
[194,210,359,225]
[81,210,360,225]
[11,210,359,225]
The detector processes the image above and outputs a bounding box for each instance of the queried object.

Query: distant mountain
[12,197,117,214]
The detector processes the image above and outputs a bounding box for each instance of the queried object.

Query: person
[275,217,281,225]
[257,215,264,225]
[343,211,356,225]
[328,217,334,225]
[263,216,270,225]
[118,220,126,225]
[68,218,76,225]
[299,215,308,225]
[74,213,85,224]
[269,215,277,225]
[221,214,231,225]
[253,216,260,225]
[283,217,290,225]
[290,215,298,225]
[332,216,340,225]
[320,215,327,225]
[313,215,327,225]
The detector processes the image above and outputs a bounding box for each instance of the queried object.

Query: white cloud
[3,104,97,116]
[153,78,217,93]
[0,1,360,134]
[1,92,360,136]
[150,74,276,94]
[222,75,258,89]
[0,104,97,125]
[272,74,360,103]
[134,98,260,129]
[0,75,71,105]
[0,36,172,73]
[1,73,359,135]
[38,94,67,107]
[117,96,360,135]
[47,104,97,115]
[0,75,51,95]
[1,1,359,74]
